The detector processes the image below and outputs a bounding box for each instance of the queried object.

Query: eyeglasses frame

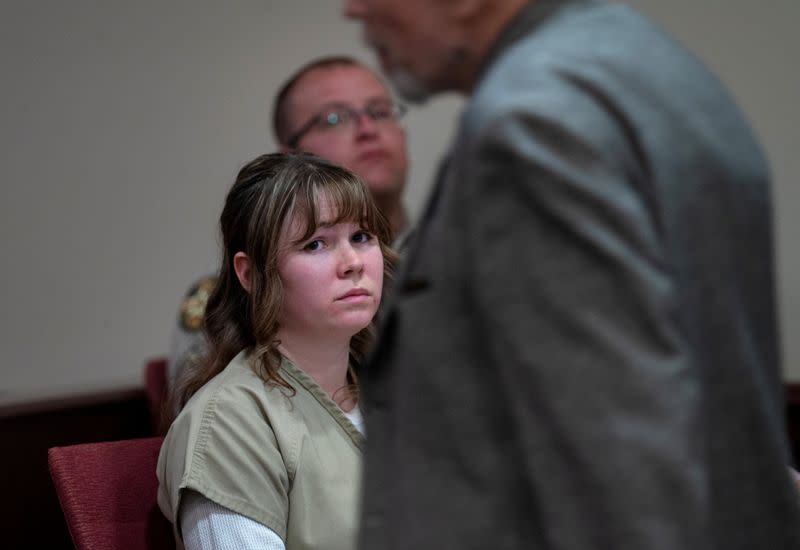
[286,101,407,148]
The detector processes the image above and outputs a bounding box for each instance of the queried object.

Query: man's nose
[353,111,380,137]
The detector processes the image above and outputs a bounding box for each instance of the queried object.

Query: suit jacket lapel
[396,152,451,294]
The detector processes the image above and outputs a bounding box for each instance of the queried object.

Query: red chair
[48,437,174,550]
[144,357,169,434]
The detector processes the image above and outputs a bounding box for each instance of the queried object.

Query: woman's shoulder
[157,351,298,537]
[158,351,301,503]
[177,350,298,431]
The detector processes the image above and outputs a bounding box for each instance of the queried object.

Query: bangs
[288,169,390,244]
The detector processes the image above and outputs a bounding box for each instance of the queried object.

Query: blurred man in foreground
[345,0,800,548]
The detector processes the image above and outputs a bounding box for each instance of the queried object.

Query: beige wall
[1,1,798,404]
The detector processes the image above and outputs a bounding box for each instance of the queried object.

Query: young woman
[157,152,396,550]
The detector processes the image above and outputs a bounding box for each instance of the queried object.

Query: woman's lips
[337,288,371,301]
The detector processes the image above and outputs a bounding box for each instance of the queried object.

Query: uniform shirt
[167,275,216,386]
[180,406,365,550]
[157,350,364,550]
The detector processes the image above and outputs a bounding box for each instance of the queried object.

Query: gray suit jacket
[359,1,800,548]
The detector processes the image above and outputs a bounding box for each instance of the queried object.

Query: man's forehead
[289,65,392,110]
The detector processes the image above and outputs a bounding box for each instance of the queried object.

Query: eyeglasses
[286,101,407,148]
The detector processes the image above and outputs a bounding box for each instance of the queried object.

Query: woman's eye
[303,239,323,251]
[352,231,373,244]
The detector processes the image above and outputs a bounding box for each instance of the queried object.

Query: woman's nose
[339,243,364,276]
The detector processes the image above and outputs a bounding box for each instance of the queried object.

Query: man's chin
[387,67,432,105]
[359,171,404,198]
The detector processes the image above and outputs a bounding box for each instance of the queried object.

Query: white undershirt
[180,406,365,550]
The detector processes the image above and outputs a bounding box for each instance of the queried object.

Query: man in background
[169,56,410,386]
[345,0,800,548]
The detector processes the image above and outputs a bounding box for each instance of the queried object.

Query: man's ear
[233,251,253,293]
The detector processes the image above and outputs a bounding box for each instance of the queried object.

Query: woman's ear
[233,252,253,293]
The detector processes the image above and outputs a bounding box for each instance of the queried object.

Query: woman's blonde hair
[170,152,397,412]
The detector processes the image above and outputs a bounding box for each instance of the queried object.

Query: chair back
[144,357,169,433]
[48,437,174,550]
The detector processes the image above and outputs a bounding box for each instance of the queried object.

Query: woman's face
[276,197,384,339]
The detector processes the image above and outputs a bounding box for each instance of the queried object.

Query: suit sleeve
[458,88,707,548]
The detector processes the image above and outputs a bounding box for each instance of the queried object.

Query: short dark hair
[272,56,368,146]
